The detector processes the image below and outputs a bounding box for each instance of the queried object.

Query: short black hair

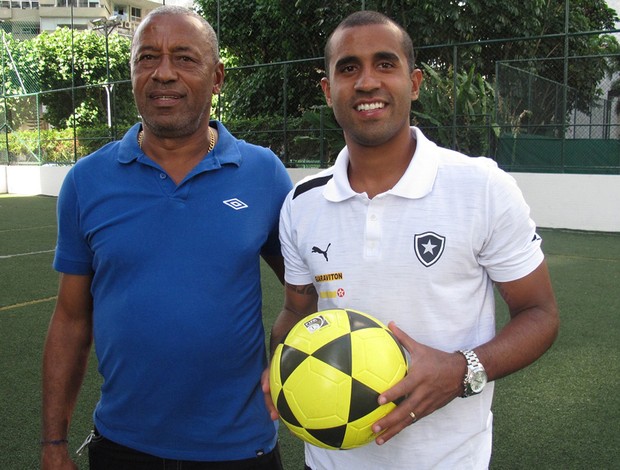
[324,10,416,77]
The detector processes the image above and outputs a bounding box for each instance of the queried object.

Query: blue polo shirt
[54,122,292,461]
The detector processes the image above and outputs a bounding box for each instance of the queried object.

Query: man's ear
[320,77,333,107]
[212,61,225,94]
[410,68,423,102]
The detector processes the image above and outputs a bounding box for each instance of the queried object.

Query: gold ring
[409,411,417,422]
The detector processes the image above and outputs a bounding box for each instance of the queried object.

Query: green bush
[7,127,118,164]
[413,63,500,157]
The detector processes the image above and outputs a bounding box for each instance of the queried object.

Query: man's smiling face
[321,22,421,148]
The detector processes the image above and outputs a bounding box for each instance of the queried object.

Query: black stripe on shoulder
[293,175,333,200]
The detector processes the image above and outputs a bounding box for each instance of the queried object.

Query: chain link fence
[495,60,620,173]
[0,1,619,174]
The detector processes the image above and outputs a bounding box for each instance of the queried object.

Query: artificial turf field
[1,195,618,469]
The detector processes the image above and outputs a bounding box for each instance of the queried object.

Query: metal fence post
[283,62,289,165]
[452,44,458,149]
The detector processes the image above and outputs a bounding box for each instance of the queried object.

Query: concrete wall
[510,173,620,234]
[0,165,7,194]
[3,165,71,197]
[2,165,619,233]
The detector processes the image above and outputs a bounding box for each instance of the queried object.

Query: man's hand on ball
[372,322,465,445]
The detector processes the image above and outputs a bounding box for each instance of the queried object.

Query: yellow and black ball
[269,309,408,449]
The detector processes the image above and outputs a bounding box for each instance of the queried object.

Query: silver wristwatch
[459,349,487,397]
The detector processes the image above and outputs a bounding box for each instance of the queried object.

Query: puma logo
[312,243,331,262]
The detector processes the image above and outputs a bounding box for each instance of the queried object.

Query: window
[130,6,140,21]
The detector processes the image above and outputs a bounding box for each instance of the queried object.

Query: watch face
[471,370,487,393]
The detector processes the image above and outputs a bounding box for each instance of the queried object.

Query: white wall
[0,165,7,194]
[1,165,619,233]
[510,173,620,234]
[4,165,72,196]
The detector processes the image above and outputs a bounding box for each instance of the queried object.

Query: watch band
[459,349,486,397]
[460,349,482,370]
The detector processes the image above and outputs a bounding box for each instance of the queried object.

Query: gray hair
[131,6,219,64]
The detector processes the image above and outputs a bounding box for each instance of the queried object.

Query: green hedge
[5,126,131,165]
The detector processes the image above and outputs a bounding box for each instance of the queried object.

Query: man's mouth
[152,95,180,100]
[149,91,182,100]
[356,102,385,112]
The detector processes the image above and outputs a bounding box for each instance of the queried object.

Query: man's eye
[175,56,200,66]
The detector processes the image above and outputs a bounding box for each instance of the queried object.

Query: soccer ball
[269,308,408,450]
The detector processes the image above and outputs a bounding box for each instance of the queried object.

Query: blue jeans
[88,429,284,470]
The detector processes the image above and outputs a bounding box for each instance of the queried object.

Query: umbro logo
[223,198,248,210]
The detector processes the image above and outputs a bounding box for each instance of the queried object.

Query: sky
[609,0,620,24]
[165,0,194,7]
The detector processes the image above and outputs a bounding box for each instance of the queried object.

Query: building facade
[0,0,164,39]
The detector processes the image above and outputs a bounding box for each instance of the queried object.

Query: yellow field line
[0,296,57,312]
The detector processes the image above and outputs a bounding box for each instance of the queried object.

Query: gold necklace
[138,128,215,153]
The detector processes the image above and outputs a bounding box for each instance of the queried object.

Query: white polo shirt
[279,127,544,470]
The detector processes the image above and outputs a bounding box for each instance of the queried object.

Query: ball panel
[283,422,341,450]
[306,424,348,450]
[311,333,352,376]
[282,310,353,355]
[282,356,352,428]
[348,377,380,422]
[278,345,310,383]
[269,343,284,405]
[350,328,408,391]
[346,309,386,331]
[276,388,301,427]
[341,402,397,449]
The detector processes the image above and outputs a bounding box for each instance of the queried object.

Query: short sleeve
[478,167,544,282]
[53,168,94,275]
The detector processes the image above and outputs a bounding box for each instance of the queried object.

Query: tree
[195,0,619,138]
[197,0,354,119]
[2,28,135,129]
[412,63,499,156]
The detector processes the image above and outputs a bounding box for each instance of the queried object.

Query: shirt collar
[323,126,439,202]
[117,121,242,170]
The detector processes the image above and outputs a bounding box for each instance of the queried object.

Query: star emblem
[414,232,446,267]
[421,240,437,254]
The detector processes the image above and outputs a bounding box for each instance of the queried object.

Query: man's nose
[151,55,177,83]
[354,67,380,91]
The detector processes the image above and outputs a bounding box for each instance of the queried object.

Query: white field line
[0,249,55,259]
[0,224,56,233]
